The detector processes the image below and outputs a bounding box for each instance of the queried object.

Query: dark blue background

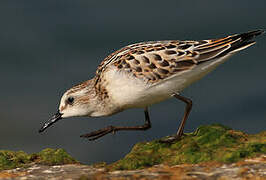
[0,1,265,164]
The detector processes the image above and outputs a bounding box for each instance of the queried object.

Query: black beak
[39,110,63,133]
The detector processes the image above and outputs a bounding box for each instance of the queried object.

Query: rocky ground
[0,155,265,180]
[0,124,265,180]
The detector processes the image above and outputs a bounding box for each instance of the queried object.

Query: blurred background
[0,0,265,164]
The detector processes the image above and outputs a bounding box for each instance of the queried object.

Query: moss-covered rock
[0,148,78,171]
[109,124,266,170]
[1,125,265,172]
[0,150,31,170]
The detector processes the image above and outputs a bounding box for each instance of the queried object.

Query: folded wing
[95,30,264,84]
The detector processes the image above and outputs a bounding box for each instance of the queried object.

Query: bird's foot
[80,126,115,141]
[159,134,183,143]
[159,130,199,143]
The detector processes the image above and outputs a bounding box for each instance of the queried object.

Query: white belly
[105,54,232,109]
[104,67,160,109]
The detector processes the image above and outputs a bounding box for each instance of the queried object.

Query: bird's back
[96,30,264,109]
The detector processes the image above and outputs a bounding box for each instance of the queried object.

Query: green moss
[0,148,78,171]
[109,124,266,170]
[1,124,265,171]
[31,148,78,166]
[0,150,31,170]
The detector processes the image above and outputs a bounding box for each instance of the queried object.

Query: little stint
[39,30,264,142]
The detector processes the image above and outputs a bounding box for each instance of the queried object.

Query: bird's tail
[227,29,265,53]
[194,29,264,63]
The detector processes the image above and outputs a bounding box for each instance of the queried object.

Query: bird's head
[39,80,97,133]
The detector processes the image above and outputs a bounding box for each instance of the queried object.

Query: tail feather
[235,29,265,41]
[228,29,264,53]
[194,29,264,63]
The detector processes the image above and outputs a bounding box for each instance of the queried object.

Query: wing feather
[95,30,263,84]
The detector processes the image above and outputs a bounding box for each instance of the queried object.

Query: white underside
[105,54,233,109]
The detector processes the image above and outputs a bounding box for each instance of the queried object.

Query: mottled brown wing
[95,30,263,84]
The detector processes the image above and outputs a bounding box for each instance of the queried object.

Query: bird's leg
[160,93,193,143]
[80,107,151,141]
[174,93,193,137]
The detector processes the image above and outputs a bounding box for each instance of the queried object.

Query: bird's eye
[67,97,74,104]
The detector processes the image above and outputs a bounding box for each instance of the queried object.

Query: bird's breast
[102,66,171,109]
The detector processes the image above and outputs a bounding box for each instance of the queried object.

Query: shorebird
[39,30,264,142]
